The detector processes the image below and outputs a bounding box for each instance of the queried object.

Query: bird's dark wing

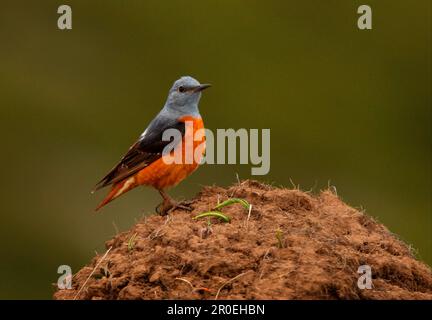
[94,116,185,191]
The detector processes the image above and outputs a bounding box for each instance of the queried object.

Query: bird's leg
[156,189,193,215]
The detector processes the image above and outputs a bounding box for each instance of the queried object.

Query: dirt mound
[54,180,432,300]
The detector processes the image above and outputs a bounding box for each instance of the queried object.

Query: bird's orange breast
[135,116,205,190]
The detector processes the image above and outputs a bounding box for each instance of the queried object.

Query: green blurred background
[0,1,430,299]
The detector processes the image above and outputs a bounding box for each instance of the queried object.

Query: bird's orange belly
[136,116,205,190]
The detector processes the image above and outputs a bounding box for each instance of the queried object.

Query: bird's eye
[178,86,186,93]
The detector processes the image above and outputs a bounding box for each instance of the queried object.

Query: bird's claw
[156,199,194,216]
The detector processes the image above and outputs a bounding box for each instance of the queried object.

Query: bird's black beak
[193,84,211,92]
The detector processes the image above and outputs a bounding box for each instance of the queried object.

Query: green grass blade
[193,211,231,223]
[213,198,250,211]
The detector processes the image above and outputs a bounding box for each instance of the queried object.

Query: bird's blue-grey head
[163,76,211,116]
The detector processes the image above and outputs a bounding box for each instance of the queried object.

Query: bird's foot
[156,198,194,216]
[156,189,196,215]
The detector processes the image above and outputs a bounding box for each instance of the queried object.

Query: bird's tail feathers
[95,176,137,211]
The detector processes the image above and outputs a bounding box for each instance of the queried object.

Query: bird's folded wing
[94,117,185,191]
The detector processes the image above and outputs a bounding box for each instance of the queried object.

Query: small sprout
[194,197,251,224]
[199,217,213,239]
[128,232,138,251]
[206,218,213,235]
[276,228,285,248]
[193,211,231,223]
[213,198,250,211]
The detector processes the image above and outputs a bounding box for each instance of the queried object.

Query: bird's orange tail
[95,176,137,211]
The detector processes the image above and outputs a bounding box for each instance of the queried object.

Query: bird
[93,76,210,214]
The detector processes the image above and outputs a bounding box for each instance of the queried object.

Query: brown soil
[54,180,432,300]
